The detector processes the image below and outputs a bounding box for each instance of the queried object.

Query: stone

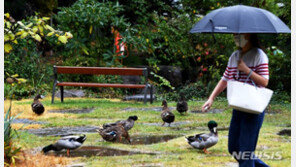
[55,89,85,98]
[123,94,156,101]
[153,65,183,87]
[121,75,142,84]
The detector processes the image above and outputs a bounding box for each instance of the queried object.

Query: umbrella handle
[233,49,242,81]
[209,19,216,43]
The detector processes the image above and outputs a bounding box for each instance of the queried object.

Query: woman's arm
[202,79,227,112]
[237,59,269,87]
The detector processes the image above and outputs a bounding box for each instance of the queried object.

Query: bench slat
[56,66,146,76]
[57,82,146,89]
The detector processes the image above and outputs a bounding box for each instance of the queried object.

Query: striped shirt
[222,48,269,87]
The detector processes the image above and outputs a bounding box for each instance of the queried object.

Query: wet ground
[42,146,157,157]
[140,121,192,127]
[24,125,182,145]
[41,135,178,157]
[24,123,228,137]
[190,109,224,114]
[12,118,46,124]
[122,107,176,112]
[97,134,182,145]
[172,126,229,131]
[129,134,181,145]
[48,108,95,114]
[24,126,100,136]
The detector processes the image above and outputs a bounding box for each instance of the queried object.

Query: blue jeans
[228,109,269,167]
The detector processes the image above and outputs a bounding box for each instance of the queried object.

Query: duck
[161,100,175,127]
[185,120,218,154]
[176,92,188,115]
[98,123,131,144]
[31,94,45,115]
[42,134,86,156]
[103,115,138,131]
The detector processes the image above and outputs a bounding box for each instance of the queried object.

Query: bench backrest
[54,66,147,76]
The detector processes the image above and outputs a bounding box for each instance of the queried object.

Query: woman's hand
[237,58,268,87]
[202,98,214,112]
[237,59,250,74]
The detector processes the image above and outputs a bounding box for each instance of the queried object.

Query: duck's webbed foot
[67,149,70,156]
[126,133,131,144]
[203,148,211,154]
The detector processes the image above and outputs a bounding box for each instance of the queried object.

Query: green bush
[5,39,53,96]
[54,0,132,66]
[266,46,291,93]
[156,80,220,102]
[4,13,72,99]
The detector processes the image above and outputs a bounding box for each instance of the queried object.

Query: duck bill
[213,127,217,134]
[40,95,45,99]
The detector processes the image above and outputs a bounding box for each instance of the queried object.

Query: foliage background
[4,0,291,102]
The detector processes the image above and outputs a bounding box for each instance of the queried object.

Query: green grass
[12,97,290,167]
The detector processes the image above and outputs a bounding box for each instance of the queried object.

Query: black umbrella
[190,5,291,34]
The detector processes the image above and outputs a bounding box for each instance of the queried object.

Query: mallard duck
[176,92,188,115]
[161,100,175,127]
[98,123,131,143]
[185,120,218,154]
[103,115,138,131]
[31,94,45,115]
[42,134,86,156]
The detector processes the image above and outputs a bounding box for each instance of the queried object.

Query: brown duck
[31,94,45,115]
[98,123,131,144]
[176,92,188,115]
[103,115,138,131]
[161,100,175,127]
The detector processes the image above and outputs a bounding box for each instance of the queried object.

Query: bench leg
[143,86,148,104]
[150,85,153,104]
[60,86,64,103]
[51,82,56,104]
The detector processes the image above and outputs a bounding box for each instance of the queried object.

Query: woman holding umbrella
[202,33,269,167]
[190,4,290,167]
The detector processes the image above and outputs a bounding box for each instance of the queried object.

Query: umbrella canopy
[190,5,291,34]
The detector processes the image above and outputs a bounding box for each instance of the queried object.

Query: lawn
[5,96,291,167]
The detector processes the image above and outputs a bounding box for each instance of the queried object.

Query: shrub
[266,46,291,93]
[4,103,22,166]
[156,80,221,102]
[4,75,26,166]
[54,0,132,66]
[4,13,72,99]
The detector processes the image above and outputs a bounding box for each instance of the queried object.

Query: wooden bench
[51,66,153,104]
